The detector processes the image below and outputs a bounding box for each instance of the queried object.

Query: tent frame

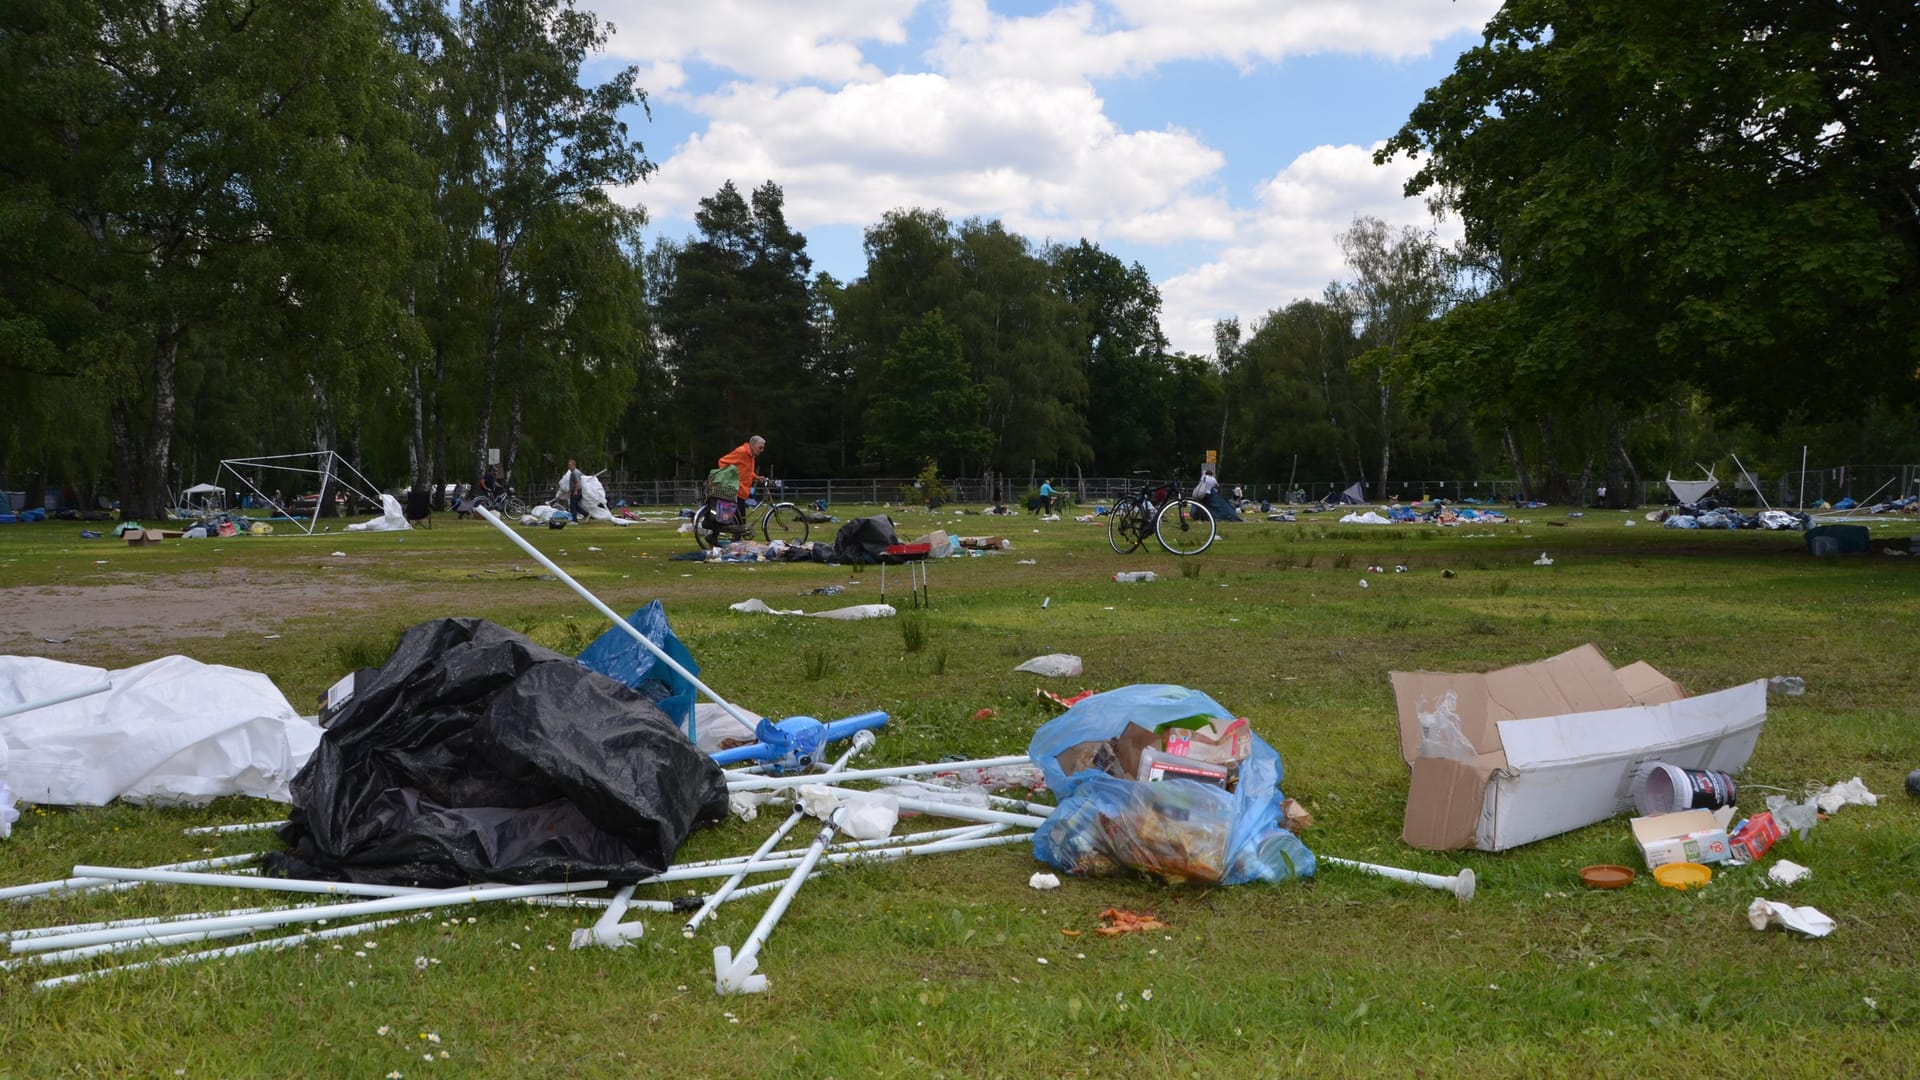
[215,452,387,535]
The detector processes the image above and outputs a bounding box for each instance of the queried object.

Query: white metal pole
[473,505,759,729]
[0,679,112,721]
[4,903,300,942]
[874,776,1055,817]
[714,808,845,994]
[33,913,435,992]
[684,732,875,938]
[1799,446,1808,512]
[724,754,1032,792]
[13,879,607,955]
[639,831,1031,889]
[0,853,262,904]
[668,823,1003,875]
[885,796,1050,830]
[62,865,434,900]
[182,820,286,836]
[1320,856,1475,901]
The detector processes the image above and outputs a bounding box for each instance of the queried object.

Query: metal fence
[601,464,1919,511]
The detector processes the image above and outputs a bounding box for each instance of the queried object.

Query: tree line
[4,0,1913,518]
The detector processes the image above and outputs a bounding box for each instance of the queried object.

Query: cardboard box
[125,529,166,546]
[1632,809,1734,867]
[1393,644,1767,852]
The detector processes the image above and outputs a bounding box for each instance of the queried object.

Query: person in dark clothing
[564,459,584,521]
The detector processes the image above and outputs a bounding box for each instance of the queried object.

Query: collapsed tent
[344,493,411,532]
[1202,491,1243,522]
[0,655,319,806]
[551,471,629,525]
[1323,482,1366,506]
[267,618,728,886]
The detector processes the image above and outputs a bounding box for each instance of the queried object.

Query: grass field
[2,505,1917,1078]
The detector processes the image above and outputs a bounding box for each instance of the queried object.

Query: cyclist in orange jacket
[717,435,765,502]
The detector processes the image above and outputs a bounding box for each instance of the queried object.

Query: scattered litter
[1578,864,1635,889]
[972,708,997,720]
[1096,908,1167,936]
[1041,597,1049,609]
[1908,769,1920,797]
[1358,579,1368,589]
[1017,559,1037,565]
[1747,898,1835,937]
[1112,571,1155,583]
[1028,873,1061,890]
[1767,675,1806,697]
[1441,569,1455,578]
[729,598,896,620]
[1652,862,1712,890]
[1767,793,1821,839]
[1015,654,1083,678]
[331,551,347,557]
[1813,776,1878,814]
[1767,860,1811,886]
[1393,565,1407,573]
[1533,552,1554,565]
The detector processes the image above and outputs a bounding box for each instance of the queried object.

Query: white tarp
[551,472,629,525]
[728,598,896,620]
[0,655,321,808]
[344,492,411,532]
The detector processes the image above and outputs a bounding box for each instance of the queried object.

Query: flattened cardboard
[1396,645,1768,852]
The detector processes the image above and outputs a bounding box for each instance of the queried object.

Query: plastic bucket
[1635,762,1737,815]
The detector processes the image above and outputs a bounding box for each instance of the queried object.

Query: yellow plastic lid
[1653,862,1713,890]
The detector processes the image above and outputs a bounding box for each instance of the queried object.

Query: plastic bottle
[1112,571,1156,583]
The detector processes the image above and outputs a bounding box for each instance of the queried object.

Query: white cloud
[638,74,1228,240]
[934,0,1502,84]
[590,0,919,85]
[1158,143,1462,356]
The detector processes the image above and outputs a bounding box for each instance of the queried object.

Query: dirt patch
[0,566,395,657]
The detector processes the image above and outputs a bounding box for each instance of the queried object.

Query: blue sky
[579,0,1499,355]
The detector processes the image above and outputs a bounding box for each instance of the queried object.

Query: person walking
[564,458,584,521]
[1038,479,1057,514]
[716,436,765,502]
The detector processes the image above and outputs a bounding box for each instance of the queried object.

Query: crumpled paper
[1014,654,1083,677]
[1028,872,1061,890]
[1747,898,1835,937]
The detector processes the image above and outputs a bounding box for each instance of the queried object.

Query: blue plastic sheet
[1028,685,1314,885]
[576,601,699,740]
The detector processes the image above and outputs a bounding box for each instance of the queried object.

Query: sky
[580,0,1502,357]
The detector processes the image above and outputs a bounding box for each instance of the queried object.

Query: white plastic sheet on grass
[0,655,319,806]
[343,493,410,532]
[729,599,896,620]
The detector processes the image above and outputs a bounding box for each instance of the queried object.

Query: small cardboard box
[125,529,166,546]
[1632,809,1733,867]
[1393,644,1768,852]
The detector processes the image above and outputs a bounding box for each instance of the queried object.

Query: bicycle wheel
[1107,498,1146,554]
[1155,499,1216,556]
[691,504,723,551]
[762,502,811,544]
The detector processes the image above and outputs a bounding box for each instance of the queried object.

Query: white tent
[550,470,629,525]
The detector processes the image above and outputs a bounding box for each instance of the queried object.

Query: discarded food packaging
[1579,864,1636,889]
[1653,862,1713,890]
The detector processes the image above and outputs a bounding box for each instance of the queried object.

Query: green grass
[2,506,1919,1077]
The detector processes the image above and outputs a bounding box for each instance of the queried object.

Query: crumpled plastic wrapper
[1767,860,1811,886]
[1748,898,1835,938]
[797,785,899,840]
[1813,777,1878,814]
[1028,872,1061,890]
[1015,654,1084,677]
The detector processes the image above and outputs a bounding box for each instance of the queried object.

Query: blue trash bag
[1028,684,1314,885]
[576,601,700,740]
[1663,515,1700,529]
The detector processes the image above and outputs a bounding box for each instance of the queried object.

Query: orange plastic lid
[1653,862,1713,890]
[1579,864,1636,889]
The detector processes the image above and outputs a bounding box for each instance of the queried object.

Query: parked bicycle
[691,482,811,551]
[1107,473,1216,556]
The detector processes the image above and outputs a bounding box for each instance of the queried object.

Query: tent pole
[473,506,760,730]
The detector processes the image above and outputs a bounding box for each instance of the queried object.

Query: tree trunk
[1375,374,1393,499]
[504,388,524,496]
[1608,417,1642,507]
[431,339,447,506]
[111,330,182,520]
[1503,422,1532,503]
[312,376,339,518]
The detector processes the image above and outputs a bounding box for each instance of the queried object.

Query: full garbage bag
[1028,684,1314,885]
[266,618,729,887]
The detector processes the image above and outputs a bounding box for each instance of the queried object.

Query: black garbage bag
[265,618,729,887]
[830,515,899,564]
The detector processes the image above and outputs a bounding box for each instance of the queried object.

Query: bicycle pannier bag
[714,499,738,526]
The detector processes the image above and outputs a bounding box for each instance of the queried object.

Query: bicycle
[691,482,811,551]
[1107,473,1217,556]
[470,488,529,517]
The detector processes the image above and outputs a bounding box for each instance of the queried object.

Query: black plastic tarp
[266,618,729,887]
